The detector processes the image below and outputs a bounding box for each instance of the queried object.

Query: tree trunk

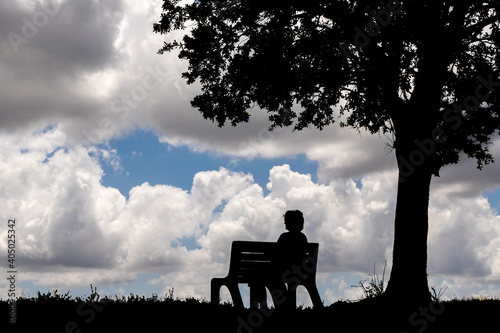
[382,26,450,304]
[384,127,433,305]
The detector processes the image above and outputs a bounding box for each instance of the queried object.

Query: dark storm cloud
[0,0,124,133]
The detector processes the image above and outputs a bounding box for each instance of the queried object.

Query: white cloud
[431,136,500,198]
[1,128,499,303]
[428,194,500,280]
[325,278,366,303]
[1,0,498,195]
[0,128,125,270]
[0,0,400,181]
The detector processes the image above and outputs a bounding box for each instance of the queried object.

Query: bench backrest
[228,241,319,282]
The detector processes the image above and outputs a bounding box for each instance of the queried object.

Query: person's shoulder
[299,232,308,243]
[277,232,290,243]
[277,231,308,244]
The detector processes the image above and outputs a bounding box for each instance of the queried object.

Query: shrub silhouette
[1,286,499,332]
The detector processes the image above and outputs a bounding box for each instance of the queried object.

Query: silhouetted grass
[351,261,387,299]
[1,287,499,332]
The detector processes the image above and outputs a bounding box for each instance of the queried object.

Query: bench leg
[211,278,222,306]
[211,278,244,309]
[304,282,323,308]
[287,284,297,310]
[227,282,244,309]
[285,282,323,309]
[249,283,267,310]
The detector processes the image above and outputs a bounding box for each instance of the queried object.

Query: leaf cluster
[154,0,500,173]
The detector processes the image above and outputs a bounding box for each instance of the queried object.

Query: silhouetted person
[276,210,308,273]
[266,210,308,310]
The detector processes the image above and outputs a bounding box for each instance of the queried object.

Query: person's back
[276,226,308,272]
[266,210,308,310]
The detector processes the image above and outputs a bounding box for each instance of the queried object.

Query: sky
[1,0,500,307]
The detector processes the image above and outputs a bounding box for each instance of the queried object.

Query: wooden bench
[211,241,322,309]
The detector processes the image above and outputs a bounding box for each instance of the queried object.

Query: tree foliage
[154,0,500,176]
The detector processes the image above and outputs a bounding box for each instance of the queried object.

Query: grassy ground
[1,290,499,332]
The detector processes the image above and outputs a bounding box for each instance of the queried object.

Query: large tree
[154,0,500,304]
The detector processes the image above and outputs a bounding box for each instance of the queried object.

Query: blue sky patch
[99,129,319,198]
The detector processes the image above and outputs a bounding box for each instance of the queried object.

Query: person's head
[283,210,304,232]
